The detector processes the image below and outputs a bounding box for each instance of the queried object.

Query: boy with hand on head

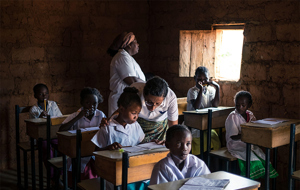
[187,66,221,155]
[149,125,210,185]
[29,83,62,119]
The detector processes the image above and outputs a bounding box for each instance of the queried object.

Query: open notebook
[251,118,287,126]
[179,177,230,190]
[122,142,165,153]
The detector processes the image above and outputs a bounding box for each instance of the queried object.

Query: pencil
[44,99,47,111]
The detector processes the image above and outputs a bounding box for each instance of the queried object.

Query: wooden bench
[177,97,187,124]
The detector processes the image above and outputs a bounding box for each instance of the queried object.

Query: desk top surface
[241,118,300,130]
[94,148,169,161]
[183,106,234,115]
[148,171,260,190]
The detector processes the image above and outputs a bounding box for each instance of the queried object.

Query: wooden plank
[179,31,192,77]
[190,31,203,76]
[202,30,215,78]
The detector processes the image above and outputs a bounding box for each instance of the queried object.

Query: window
[179,24,244,81]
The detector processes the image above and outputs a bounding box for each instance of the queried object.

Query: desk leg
[200,130,204,160]
[72,158,77,190]
[63,154,67,190]
[38,138,43,190]
[246,143,251,178]
[272,148,277,190]
[288,124,296,190]
[30,137,36,190]
[265,148,270,190]
[100,178,105,190]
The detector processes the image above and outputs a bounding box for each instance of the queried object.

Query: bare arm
[210,81,220,107]
[94,142,122,151]
[192,82,203,110]
[58,109,88,131]
[168,119,178,128]
[123,76,144,86]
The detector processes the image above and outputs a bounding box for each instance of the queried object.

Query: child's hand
[151,139,165,145]
[207,80,219,88]
[78,109,90,118]
[108,142,122,150]
[39,111,48,118]
[196,81,204,90]
[99,110,120,128]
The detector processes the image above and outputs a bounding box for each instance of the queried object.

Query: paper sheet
[179,177,230,190]
[122,142,165,153]
[196,107,222,112]
[68,126,99,134]
[251,118,287,125]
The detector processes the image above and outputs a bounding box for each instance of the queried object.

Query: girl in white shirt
[150,125,210,185]
[59,87,106,187]
[92,87,151,190]
[225,91,278,179]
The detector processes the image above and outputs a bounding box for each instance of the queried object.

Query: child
[225,91,278,179]
[91,87,149,190]
[29,83,62,119]
[149,125,210,185]
[59,87,106,184]
[186,66,221,155]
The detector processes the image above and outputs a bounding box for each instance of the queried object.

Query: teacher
[107,32,146,117]
[131,76,178,142]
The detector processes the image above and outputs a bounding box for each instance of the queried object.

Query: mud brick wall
[0,0,150,169]
[148,0,299,189]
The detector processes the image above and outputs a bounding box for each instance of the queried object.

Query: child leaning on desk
[59,87,106,185]
[91,87,162,190]
[225,90,278,179]
[149,125,210,185]
[186,66,221,155]
[29,83,63,119]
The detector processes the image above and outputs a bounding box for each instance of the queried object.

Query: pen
[44,99,47,111]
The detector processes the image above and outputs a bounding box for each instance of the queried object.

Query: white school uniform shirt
[186,85,215,111]
[62,108,106,172]
[149,153,210,185]
[131,82,178,122]
[91,119,145,148]
[225,110,265,161]
[108,49,146,116]
[29,100,62,119]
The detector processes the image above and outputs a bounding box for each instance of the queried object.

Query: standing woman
[107,32,146,117]
[131,76,178,142]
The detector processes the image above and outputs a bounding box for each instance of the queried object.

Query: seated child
[91,87,149,190]
[29,83,63,179]
[29,83,62,118]
[186,66,221,155]
[225,91,278,179]
[59,87,106,185]
[149,125,210,185]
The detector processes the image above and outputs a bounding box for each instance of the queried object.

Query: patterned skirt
[137,117,168,143]
[238,152,278,179]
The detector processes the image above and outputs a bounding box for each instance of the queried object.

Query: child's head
[165,125,192,161]
[194,66,209,85]
[33,83,49,102]
[117,87,142,124]
[234,91,253,116]
[80,87,103,115]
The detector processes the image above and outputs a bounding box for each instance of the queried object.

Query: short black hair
[195,66,209,76]
[143,76,168,98]
[166,125,191,142]
[33,83,48,94]
[80,87,103,103]
[234,90,253,106]
[117,87,141,108]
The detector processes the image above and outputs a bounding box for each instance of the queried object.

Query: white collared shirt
[108,49,145,116]
[187,85,216,111]
[149,153,210,185]
[91,119,145,148]
[131,82,178,122]
[29,100,62,119]
[62,108,106,130]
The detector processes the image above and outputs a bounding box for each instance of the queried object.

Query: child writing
[225,91,278,179]
[91,87,150,190]
[149,125,210,185]
[186,66,221,155]
[29,83,62,119]
[59,87,106,184]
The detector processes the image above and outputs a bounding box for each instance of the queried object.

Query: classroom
[0,0,299,190]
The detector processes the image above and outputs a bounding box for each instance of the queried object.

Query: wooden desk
[183,107,234,162]
[241,118,300,190]
[93,148,169,188]
[24,115,69,190]
[147,171,261,190]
